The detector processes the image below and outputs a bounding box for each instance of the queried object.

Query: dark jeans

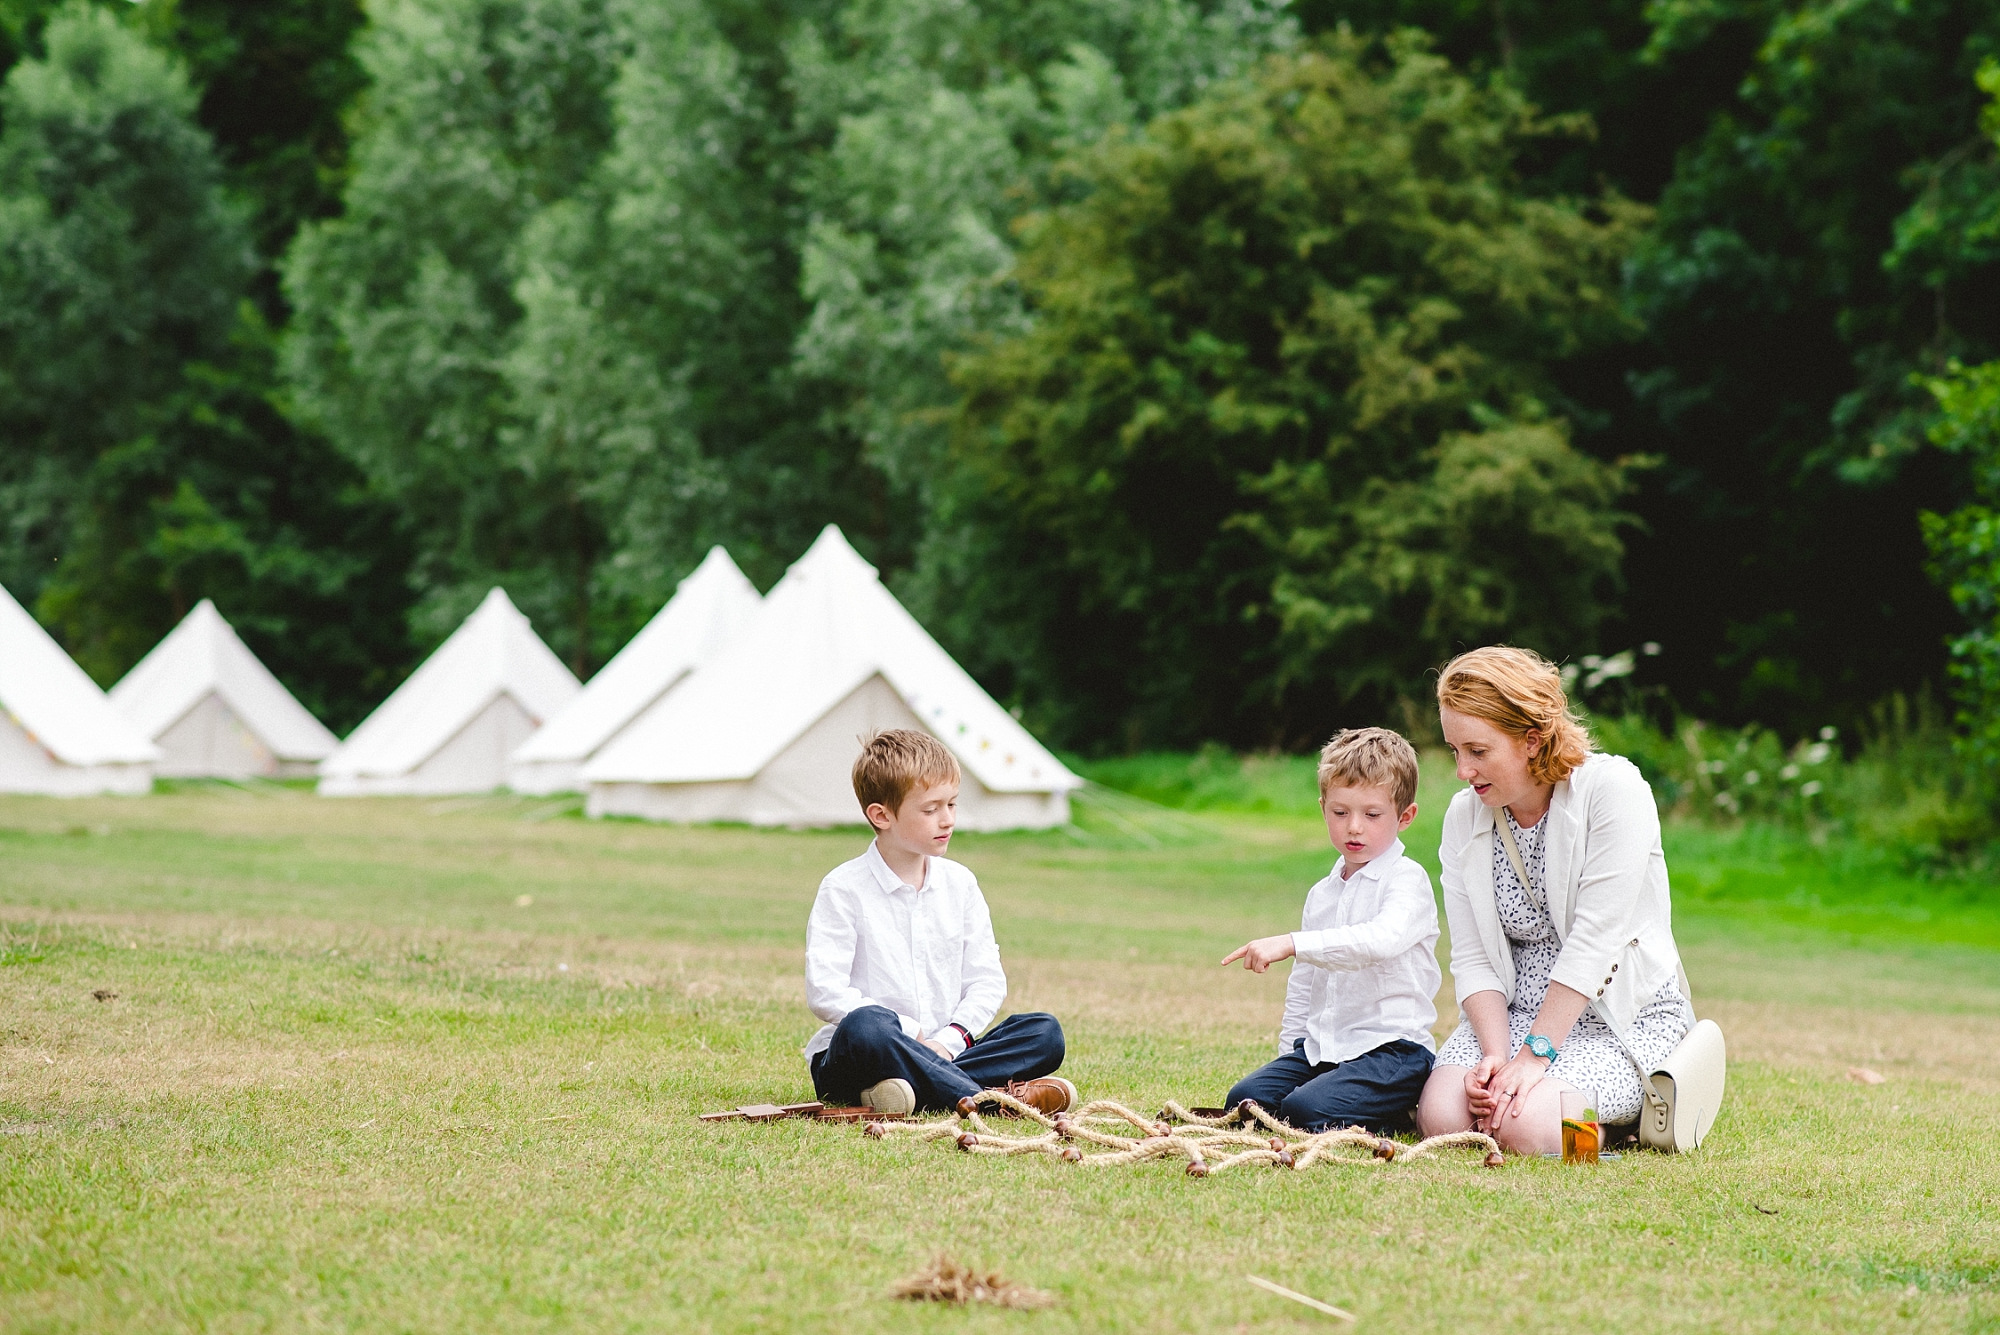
[810,1005,1066,1113]
[1226,1037,1434,1134]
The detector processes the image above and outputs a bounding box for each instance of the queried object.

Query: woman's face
[1439,707,1546,810]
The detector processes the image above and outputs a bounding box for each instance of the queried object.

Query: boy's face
[868,779,959,860]
[1321,782,1416,867]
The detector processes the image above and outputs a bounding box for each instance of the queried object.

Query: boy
[804,728,1078,1118]
[1219,727,1440,1133]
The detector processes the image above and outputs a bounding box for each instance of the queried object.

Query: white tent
[0,583,157,795]
[319,588,580,796]
[583,525,1080,830]
[109,600,337,779]
[509,547,760,795]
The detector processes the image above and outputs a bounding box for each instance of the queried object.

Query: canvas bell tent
[0,583,158,795]
[583,526,1080,829]
[110,600,337,779]
[319,588,580,796]
[510,547,760,795]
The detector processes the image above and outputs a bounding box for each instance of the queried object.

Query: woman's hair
[1435,646,1593,785]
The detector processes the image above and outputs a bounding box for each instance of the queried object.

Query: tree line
[4,0,2000,756]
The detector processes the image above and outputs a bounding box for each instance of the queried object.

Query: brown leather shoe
[998,1076,1077,1117]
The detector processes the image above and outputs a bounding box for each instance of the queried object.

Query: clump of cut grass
[890,1253,1055,1309]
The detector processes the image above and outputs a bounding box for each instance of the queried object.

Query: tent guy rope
[862,1090,1504,1176]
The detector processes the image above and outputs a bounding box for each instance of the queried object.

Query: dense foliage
[5,0,2000,758]
[939,36,1642,746]
[0,4,405,730]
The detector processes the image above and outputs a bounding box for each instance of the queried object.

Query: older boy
[1219,727,1440,1133]
[804,729,1077,1118]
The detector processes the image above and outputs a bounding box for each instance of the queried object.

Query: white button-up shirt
[1280,839,1442,1065]
[803,842,1007,1062]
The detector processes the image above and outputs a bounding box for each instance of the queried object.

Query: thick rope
[864,1092,1503,1175]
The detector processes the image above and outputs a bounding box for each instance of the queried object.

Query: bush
[1590,693,1999,872]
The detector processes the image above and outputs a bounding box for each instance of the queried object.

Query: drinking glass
[1559,1085,1600,1164]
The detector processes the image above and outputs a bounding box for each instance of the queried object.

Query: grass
[0,767,1997,1332]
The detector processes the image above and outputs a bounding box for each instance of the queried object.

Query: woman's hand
[1221,934,1296,973]
[1464,1055,1496,1119]
[1464,1055,1502,1122]
[1484,1050,1552,1125]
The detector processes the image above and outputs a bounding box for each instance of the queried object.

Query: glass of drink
[1560,1086,1600,1164]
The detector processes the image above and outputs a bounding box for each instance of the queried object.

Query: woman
[1416,646,1694,1155]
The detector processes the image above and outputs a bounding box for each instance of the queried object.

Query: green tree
[791,0,1292,504]
[0,3,407,729]
[1621,0,2000,733]
[0,0,248,595]
[943,34,1644,748]
[281,0,626,666]
[1922,356,2000,768]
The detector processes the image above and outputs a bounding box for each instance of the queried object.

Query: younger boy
[804,728,1077,1118]
[1219,727,1440,1133]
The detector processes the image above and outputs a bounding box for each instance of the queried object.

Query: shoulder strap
[1493,812,1548,919]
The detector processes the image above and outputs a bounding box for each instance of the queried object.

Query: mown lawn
[1,770,1996,1333]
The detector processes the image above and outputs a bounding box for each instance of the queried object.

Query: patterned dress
[1435,808,1695,1124]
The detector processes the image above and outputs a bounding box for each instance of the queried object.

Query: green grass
[2,780,1997,1332]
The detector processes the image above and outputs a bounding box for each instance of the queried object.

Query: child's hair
[1317,727,1420,811]
[1435,645,1593,784]
[852,728,962,817]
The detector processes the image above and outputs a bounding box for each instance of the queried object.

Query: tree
[1619,0,2000,734]
[281,0,627,666]
[1921,356,2000,769]
[942,33,1644,749]
[0,3,407,730]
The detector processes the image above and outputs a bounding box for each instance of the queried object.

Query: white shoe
[859,1077,917,1117]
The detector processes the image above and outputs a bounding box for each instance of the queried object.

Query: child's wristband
[947,1023,974,1052]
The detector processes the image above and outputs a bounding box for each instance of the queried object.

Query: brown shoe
[1000,1077,1077,1117]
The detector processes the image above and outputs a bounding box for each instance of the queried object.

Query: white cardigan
[1439,752,1691,1035]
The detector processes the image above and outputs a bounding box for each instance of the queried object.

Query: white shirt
[803,842,1007,1062]
[1279,839,1442,1065]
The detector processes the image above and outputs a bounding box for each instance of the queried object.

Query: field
[2,761,1997,1333]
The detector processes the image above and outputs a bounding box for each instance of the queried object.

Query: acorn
[1484,1150,1505,1169]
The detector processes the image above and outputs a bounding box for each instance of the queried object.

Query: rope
[864,1093,1504,1176]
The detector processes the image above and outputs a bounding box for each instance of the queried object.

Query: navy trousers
[1226,1038,1434,1134]
[810,1005,1066,1113]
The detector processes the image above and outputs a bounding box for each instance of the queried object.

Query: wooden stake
[1246,1275,1356,1322]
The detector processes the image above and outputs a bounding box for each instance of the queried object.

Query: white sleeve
[804,880,901,1029]
[1550,760,1653,1000]
[1292,864,1438,970]
[947,881,1007,1039]
[1276,958,1311,1055]
[1440,792,1506,1002]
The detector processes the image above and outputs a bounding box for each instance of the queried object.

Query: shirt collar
[1337,837,1403,884]
[863,839,926,894]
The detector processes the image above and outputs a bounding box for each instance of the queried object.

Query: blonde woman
[1415,646,1694,1155]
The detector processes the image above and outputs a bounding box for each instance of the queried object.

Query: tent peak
[785,524,878,585]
